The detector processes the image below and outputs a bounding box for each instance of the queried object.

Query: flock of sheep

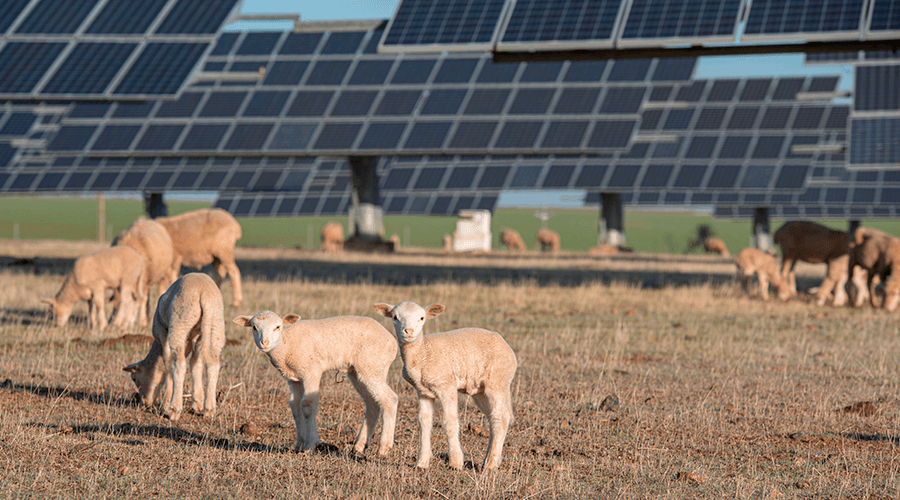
[42,209,519,470]
[42,213,896,471]
[734,220,900,311]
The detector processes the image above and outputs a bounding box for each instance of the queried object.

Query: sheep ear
[424,304,445,319]
[373,303,394,318]
[232,315,253,327]
[123,362,140,373]
[281,313,301,325]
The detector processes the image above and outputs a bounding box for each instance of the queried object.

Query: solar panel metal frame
[494,0,631,52]
[741,0,867,43]
[378,0,511,54]
[615,0,743,49]
[0,0,243,100]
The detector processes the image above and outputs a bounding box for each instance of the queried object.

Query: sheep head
[123,360,164,407]
[374,301,445,343]
[233,310,300,353]
[41,297,71,327]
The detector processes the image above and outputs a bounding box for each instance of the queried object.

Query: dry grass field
[1,240,899,499]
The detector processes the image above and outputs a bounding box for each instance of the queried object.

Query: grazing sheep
[535,228,560,252]
[156,208,243,307]
[773,221,848,304]
[232,311,398,456]
[848,227,900,310]
[734,248,789,301]
[43,246,146,330]
[703,237,730,257]
[373,301,517,470]
[123,273,225,421]
[112,217,175,328]
[500,228,526,251]
[321,221,344,253]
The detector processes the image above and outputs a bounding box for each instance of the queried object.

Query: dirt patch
[98,334,153,347]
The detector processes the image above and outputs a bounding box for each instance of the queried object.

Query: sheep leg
[416,395,435,469]
[438,391,464,469]
[757,272,770,301]
[90,287,108,330]
[213,255,243,307]
[815,276,836,307]
[111,284,134,328]
[189,348,204,414]
[297,377,321,452]
[288,380,308,452]
[884,274,900,312]
[851,267,869,307]
[475,390,511,471]
[165,341,187,421]
[346,372,378,454]
[832,272,848,307]
[870,273,882,308]
[348,371,398,456]
[201,342,220,418]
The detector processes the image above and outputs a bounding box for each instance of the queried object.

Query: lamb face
[233,310,299,353]
[123,361,163,406]
[375,301,444,343]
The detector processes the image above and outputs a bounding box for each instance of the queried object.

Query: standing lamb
[156,208,243,307]
[535,228,561,253]
[500,228,527,251]
[373,301,517,470]
[43,246,146,330]
[773,221,849,305]
[123,273,225,421]
[734,248,790,301]
[321,221,344,253]
[848,227,900,309]
[703,237,730,257]
[112,217,175,328]
[232,311,398,456]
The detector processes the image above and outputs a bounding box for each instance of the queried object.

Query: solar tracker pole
[348,156,384,241]
[143,192,168,219]
[599,193,625,247]
[751,208,772,252]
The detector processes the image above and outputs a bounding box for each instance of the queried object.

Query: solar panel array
[0,0,241,99]
[848,64,900,169]
[380,0,898,55]
[27,30,702,158]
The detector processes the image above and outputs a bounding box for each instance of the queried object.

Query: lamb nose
[404,328,414,335]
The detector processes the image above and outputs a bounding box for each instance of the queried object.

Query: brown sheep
[773,221,848,305]
[535,228,560,252]
[500,228,526,251]
[848,227,900,310]
[43,246,146,330]
[443,234,453,253]
[703,237,730,257]
[321,221,344,253]
[734,248,789,301]
[112,217,175,328]
[156,208,243,307]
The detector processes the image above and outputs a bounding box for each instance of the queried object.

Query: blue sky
[231,0,854,209]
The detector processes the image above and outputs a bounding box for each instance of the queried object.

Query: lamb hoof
[202,409,216,419]
[165,411,181,422]
[232,300,242,307]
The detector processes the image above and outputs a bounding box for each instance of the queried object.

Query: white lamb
[232,311,398,456]
[123,273,225,421]
[373,301,518,471]
[43,246,146,330]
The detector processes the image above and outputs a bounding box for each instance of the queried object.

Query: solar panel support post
[751,207,772,252]
[97,192,105,244]
[143,192,168,219]
[348,156,384,241]
[598,193,625,247]
[849,220,860,236]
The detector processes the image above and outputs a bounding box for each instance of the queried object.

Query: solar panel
[380,0,509,53]
[743,0,866,41]
[854,65,900,113]
[496,0,627,51]
[618,0,742,47]
[849,117,900,168]
[866,0,900,39]
[0,0,241,99]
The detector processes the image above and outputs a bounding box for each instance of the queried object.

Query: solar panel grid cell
[500,0,623,47]
[114,43,208,95]
[87,0,168,34]
[156,0,239,34]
